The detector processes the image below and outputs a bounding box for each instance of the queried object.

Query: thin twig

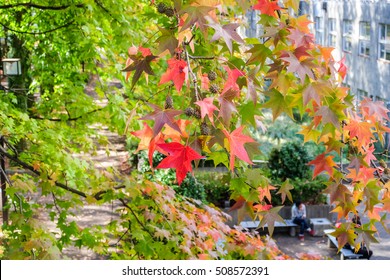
[0,20,75,35]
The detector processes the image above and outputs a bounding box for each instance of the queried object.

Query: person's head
[295,200,302,209]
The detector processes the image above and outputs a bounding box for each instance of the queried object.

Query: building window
[328,18,337,47]
[315,16,324,45]
[356,89,368,106]
[359,22,371,56]
[379,24,390,61]
[343,20,353,52]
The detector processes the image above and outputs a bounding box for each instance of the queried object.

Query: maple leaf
[308,153,337,178]
[156,142,204,185]
[344,114,373,147]
[337,56,348,80]
[262,89,294,120]
[222,66,245,95]
[276,179,294,204]
[330,225,357,250]
[222,126,256,170]
[253,0,281,18]
[302,80,332,106]
[208,22,244,54]
[163,119,190,142]
[123,47,158,88]
[218,89,237,124]
[287,28,314,49]
[194,97,219,125]
[314,106,340,128]
[140,103,182,136]
[363,145,377,165]
[246,44,272,66]
[258,206,285,236]
[281,52,316,83]
[157,27,179,56]
[179,5,215,33]
[346,166,376,185]
[361,97,390,121]
[159,58,188,92]
[283,0,300,11]
[131,122,154,152]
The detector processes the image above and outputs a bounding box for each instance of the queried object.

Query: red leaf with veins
[140,103,182,136]
[156,142,204,185]
[253,0,281,18]
[195,97,219,126]
[222,126,256,170]
[208,22,244,54]
[159,58,188,92]
[222,66,245,94]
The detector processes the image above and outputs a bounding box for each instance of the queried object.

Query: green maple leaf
[179,5,215,33]
[246,44,272,66]
[262,89,294,120]
[208,151,229,168]
[276,179,294,204]
[157,27,179,56]
[258,206,285,236]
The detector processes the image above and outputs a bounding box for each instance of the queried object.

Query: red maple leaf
[159,58,188,92]
[253,0,281,18]
[337,56,348,80]
[308,153,337,178]
[222,126,256,170]
[140,103,182,136]
[194,97,219,125]
[156,142,204,185]
[222,66,245,95]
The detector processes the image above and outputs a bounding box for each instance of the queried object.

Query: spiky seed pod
[200,122,210,135]
[210,84,219,94]
[164,7,175,17]
[157,2,167,14]
[184,107,195,117]
[207,71,217,81]
[165,95,173,109]
[384,168,390,175]
[380,159,387,168]
[194,108,201,119]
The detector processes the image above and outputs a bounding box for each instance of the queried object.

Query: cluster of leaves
[0,0,389,259]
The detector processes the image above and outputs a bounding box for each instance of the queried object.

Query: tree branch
[0,20,75,35]
[30,108,104,122]
[0,3,84,10]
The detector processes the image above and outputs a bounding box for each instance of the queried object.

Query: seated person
[291,200,315,241]
[342,214,373,260]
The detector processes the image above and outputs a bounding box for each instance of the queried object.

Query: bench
[240,219,299,236]
[324,229,364,260]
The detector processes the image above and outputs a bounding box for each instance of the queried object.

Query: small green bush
[268,142,311,181]
[197,172,231,207]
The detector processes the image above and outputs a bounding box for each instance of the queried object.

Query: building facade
[301,0,390,105]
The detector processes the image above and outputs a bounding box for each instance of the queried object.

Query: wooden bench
[324,229,365,260]
[240,219,299,236]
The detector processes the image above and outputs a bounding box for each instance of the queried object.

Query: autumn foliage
[0,0,389,260]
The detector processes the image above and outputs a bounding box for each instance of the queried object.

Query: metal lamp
[2,58,21,76]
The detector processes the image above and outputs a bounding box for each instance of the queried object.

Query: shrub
[197,172,231,207]
[268,142,311,181]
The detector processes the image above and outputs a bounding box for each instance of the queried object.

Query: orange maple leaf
[222,126,256,170]
[253,0,281,18]
[308,153,337,178]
